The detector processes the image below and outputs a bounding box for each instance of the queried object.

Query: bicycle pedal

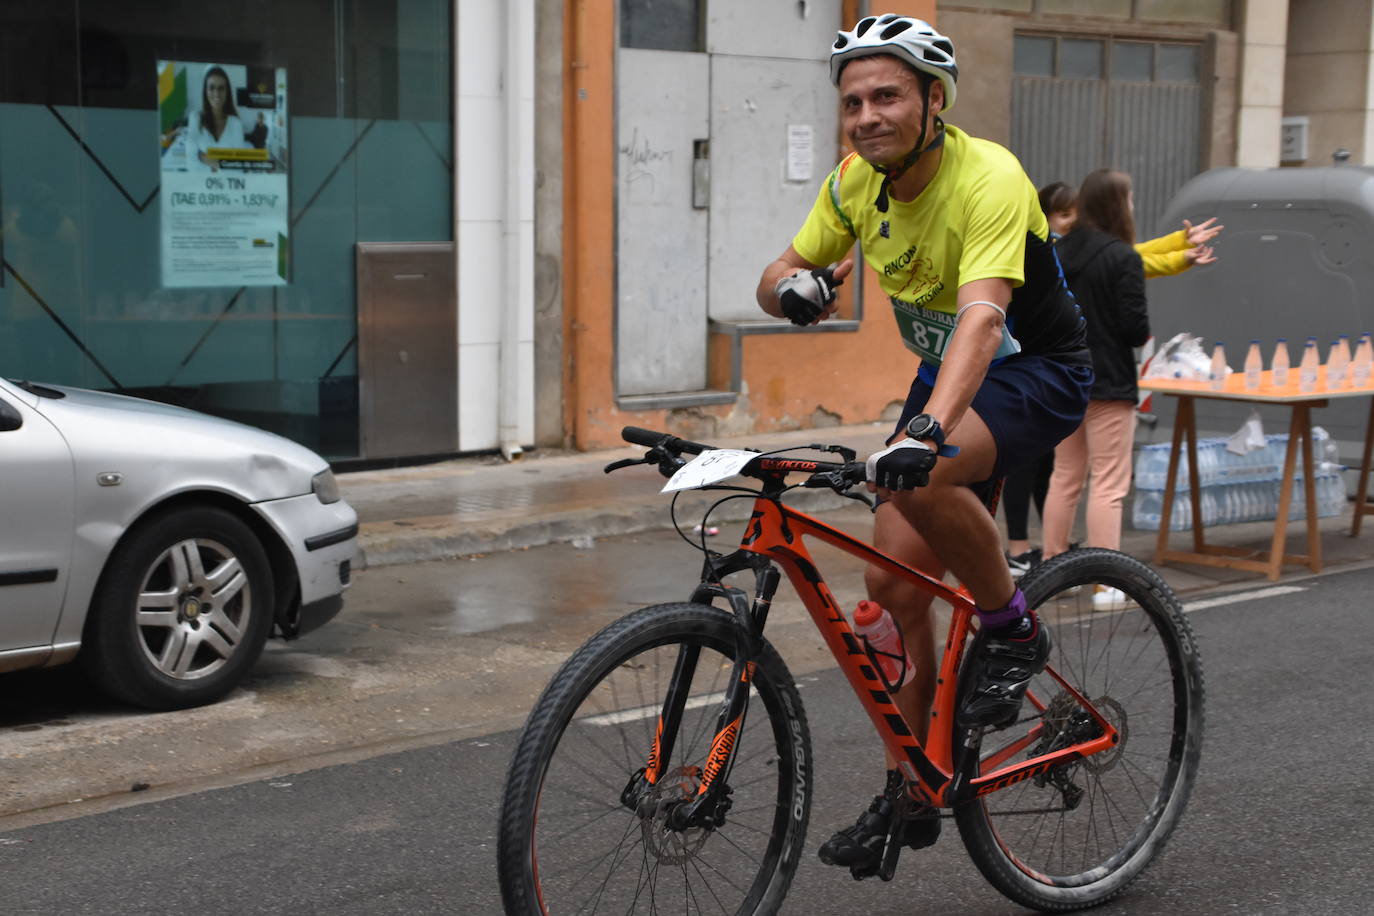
[848,862,881,882]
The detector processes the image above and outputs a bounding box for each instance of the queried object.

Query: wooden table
[1140,370,1374,581]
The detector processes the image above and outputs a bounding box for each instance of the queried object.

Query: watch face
[907,414,936,439]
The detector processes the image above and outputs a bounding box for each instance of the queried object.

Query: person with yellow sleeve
[1001,182,1221,579]
[1135,218,1221,276]
[1038,179,1222,277]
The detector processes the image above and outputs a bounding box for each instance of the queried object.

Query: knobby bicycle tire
[497,602,813,915]
[954,548,1205,911]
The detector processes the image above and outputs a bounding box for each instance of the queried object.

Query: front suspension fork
[625,553,781,829]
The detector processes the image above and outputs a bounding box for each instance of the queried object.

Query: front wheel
[497,602,812,915]
[81,506,275,710]
[955,549,1205,911]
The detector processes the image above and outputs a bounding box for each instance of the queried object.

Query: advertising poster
[157,61,289,287]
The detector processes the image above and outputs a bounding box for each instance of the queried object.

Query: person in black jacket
[1040,170,1148,604]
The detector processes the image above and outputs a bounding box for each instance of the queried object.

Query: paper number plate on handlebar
[661,449,757,493]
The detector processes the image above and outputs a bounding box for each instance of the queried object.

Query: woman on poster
[186,66,247,171]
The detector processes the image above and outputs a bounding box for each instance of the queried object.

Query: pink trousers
[1042,399,1136,555]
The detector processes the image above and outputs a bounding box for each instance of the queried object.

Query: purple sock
[976,588,1028,632]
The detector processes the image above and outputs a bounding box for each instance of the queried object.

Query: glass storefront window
[1059,39,1103,80]
[621,0,702,52]
[1014,36,1056,77]
[1157,44,1200,83]
[1112,42,1153,82]
[0,1,453,459]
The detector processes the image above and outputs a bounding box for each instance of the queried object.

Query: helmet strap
[873,80,945,213]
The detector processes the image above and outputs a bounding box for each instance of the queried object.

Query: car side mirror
[0,398,23,431]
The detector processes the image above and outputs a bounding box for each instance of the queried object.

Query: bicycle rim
[498,603,810,915]
[955,549,1204,911]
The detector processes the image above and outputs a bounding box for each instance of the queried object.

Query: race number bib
[890,299,1022,367]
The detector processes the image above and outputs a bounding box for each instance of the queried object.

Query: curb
[355,487,861,568]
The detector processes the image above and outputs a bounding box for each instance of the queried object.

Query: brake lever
[809,443,858,463]
[605,447,687,479]
[842,490,876,509]
[604,456,651,474]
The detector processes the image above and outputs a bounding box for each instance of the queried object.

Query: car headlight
[312,468,341,504]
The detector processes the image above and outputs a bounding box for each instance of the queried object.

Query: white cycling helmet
[829,14,958,113]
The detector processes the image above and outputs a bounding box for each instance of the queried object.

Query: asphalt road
[3,550,1374,914]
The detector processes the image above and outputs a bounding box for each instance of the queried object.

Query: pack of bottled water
[1131,429,1347,530]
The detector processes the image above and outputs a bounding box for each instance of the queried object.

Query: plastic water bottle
[1300,337,1319,393]
[1353,334,1373,387]
[1272,338,1290,387]
[1134,489,1163,530]
[1244,340,1262,390]
[853,600,916,690]
[1327,337,1350,388]
[1209,342,1228,391]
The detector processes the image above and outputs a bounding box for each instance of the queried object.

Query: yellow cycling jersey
[792,125,1087,371]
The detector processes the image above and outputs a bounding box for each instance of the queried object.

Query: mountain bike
[497,427,1205,914]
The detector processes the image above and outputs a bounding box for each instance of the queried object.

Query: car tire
[81,506,275,710]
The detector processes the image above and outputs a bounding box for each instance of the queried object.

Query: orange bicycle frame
[731,494,1119,807]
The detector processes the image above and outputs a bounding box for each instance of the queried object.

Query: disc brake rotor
[639,765,712,865]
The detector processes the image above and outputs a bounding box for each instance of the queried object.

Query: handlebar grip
[622,426,666,448]
[620,426,711,455]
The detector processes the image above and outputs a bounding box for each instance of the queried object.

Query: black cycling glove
[866,440,938,490]
[774,263,843,326]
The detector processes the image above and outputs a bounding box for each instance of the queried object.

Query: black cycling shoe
[957,613,1052,729]
[817,771,941,873]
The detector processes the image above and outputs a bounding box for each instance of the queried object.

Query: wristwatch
[905,413,959,457]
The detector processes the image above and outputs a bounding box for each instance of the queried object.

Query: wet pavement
[5,420,1374,827]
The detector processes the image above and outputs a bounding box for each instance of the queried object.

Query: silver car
[0,376,356,709]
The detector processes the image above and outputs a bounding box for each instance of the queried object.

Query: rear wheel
[955,549,1204,911]
[497,602,812,915]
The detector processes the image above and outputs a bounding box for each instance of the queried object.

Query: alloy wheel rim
[134,537,251,680]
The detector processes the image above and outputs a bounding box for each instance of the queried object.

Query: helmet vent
[931,39,953,59]
[879,20,913,40]
[855,16,877,37]
[834,35,848,49]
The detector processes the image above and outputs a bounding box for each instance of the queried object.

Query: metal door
[0,386,74,652]
[615,48,711,396]
[355,242,457,458]
[1012,36,1202,238]
[706,3,839,323]
[614,0,843,396]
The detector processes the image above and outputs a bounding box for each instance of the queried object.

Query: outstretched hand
[1184,244,1216,266]
[1183,217,1223,247]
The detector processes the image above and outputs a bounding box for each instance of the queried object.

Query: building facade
[3,1,1371,460]
[0,0,534,462]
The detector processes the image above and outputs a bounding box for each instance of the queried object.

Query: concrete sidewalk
[338,421,1374,596]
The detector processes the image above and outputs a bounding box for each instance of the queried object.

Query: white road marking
[583,691,728,727]
[1182,585,1305,613]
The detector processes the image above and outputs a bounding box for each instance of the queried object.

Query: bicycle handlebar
[621,426,712,455]
[617,426,869,493]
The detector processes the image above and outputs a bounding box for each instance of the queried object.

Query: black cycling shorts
[891,354,1093,483]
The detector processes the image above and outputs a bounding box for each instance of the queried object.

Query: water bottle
[853,600,916,691]
[1327,337,1350,388]
[1353,333,1374,387]
[1313,426,1340,465]
[1244,340,1262,390]
[1300,337,1319,393]
[1136,443,1169,490]
[1209,342,1228,391]
[1272,338,1290,387]
[1134,489,1163,530]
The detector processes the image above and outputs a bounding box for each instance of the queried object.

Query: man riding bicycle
[756,14,1093,875]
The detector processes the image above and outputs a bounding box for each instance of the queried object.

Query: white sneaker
[1092,585,1128,609]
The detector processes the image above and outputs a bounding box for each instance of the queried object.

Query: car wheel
[82,506,274,710]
